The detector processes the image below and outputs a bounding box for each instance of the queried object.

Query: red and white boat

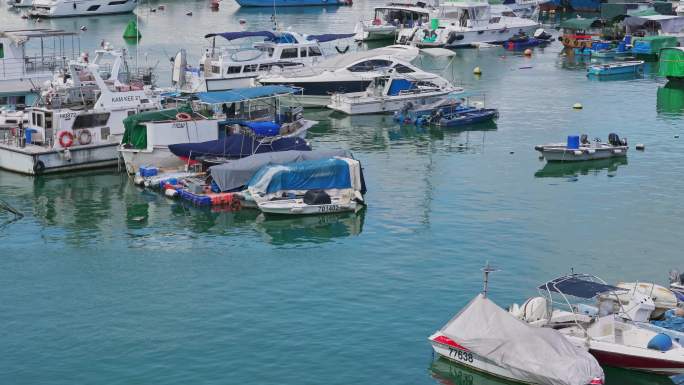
[429,266,605,385]
[513,273,684,376]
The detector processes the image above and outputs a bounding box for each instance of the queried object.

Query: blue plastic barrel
[567,135,580,149]
[25,129,34,144]
[617,41,626,52]
[624,35,631,45]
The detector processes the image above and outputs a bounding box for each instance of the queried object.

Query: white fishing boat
[535,134,628,162]
[430,265,605,385]
[0,48,161,175]
[396,0,539,47]
[512,273,684,375]
[172,30,353,93]
[257,45,421,107]
[0,29,79,111]
[119,86,315,174]
[327,72,460,115]
[29,0,137,17]
[245,157,366,215]
[354,2,438,41]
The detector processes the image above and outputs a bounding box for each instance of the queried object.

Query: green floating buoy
[122,19,141,40]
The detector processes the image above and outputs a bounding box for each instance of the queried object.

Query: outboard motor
[580,134,590,145]
[608,133,621,146]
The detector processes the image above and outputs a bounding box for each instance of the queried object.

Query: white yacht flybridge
[6,0,34,8]
[354,2,438,41]
[0,47,162,175]
[29,0,137,17]
[396,0,539,47]
[172,30,355,93]
[0,29,79,110]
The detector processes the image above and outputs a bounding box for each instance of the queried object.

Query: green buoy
[123,19,141,40]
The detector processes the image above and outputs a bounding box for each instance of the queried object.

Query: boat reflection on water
[253,209,365,245]
[657,81,684,116]
[534,157,628,178]
[429,357,517,385]
[429,357,673,385]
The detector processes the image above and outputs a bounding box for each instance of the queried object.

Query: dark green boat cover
[659,48,684,79]
[560,18,603,31]
[121,105,193,149]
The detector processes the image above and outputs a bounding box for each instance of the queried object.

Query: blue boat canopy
[306,33,355,42]
[204,31,301,43]
[539,275,626,299]
[195,86,299,104]
[248,158,354,194]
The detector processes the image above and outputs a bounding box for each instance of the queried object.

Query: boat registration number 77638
[448,347,474,363]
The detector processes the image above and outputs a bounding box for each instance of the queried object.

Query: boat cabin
[372,4,434,28]
[0,29,79,110]
[439,0,493,28]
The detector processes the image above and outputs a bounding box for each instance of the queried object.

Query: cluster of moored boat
[431,265,684,385]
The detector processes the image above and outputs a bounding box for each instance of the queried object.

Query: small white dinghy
[429,265,605,385]
[246,156,366,215]
[536,133,628,162]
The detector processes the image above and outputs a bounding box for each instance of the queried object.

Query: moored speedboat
[327,72,461,115]
[245,157,366,215]
[513,273,684,375]
[430,265,605,385]
[535,134,628,162]
[29,0,137,17]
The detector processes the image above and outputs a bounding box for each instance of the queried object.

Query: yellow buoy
[573,103,583,110]
[524,48,532,56]
[473,66,482,75]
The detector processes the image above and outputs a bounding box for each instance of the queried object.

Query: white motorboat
[0,48,162,175]
[430,265,605,385]
[119,86,315,174]
[173,30,353,93]
[0,29,80,111]
[7,0,33,8]
[245,157,366,215]
[512,273,684,375]
[257,45,421,107]
[396,0,539,47]
[29,0,137,17]
[615,282,679,319]
[327,72,461,115]
[535,133,628,162]
[354,2,438,41]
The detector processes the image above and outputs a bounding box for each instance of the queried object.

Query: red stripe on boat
[590,349,684,375]
[432,335,469,351]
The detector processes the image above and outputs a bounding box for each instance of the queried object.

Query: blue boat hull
[587,65,642,77]
[236,0,349,6]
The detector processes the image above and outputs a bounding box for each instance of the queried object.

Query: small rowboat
[587,60,644,77]
[536,133,628,162]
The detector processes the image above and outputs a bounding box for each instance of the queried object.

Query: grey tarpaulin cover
[440,294,604,385]
[209,150,352,192]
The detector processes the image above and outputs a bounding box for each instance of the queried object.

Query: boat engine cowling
[511,297,549,324]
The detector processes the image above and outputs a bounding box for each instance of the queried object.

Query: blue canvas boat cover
[243,121,281,136]
[388,79,415,96]
[196,86,298,104]
[168,135,310,159]
[306,33,355,42]
[539,276,626,299]
[248,158,353,194]
[209,149,352,192]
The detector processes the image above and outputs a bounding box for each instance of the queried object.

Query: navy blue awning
[205,31,277,41]
[306,33,355,42]
[539,276,626,299]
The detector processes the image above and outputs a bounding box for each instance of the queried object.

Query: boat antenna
[481,261,498,298]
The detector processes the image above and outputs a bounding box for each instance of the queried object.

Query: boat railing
[0,56,70,80]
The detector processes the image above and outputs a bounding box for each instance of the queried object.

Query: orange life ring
[176,112,192,121]
[58,131,74,148]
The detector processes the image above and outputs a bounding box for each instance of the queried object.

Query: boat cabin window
[243,64,258,72]
[73,113,110,129]
[257,46,275,57]
[308,47,322,56]
[348,59,393,72]
[300,48,307,57]
[393,63,415,73]
[44,112,52,129]
[212,65,221,74]
[280,48,299,59]
[87,5,100,11]
[34,113,43,128]
[108,0,127,4]
[490,16,501,23]
[0,43,3,59]
[227,66,241,74]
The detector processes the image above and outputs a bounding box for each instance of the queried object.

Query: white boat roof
[0,29,77,44]
[373,5,433,12]
[318,45,420,69]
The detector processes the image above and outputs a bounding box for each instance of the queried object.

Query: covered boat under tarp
[660,48,684,79]
[121,105,194,150]
[434,294,604,385]
[168,135,310,160]
[209,149,353,192]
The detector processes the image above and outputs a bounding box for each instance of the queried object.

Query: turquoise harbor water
[2,2,684,385]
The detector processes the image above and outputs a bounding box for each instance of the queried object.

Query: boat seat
[550,310,592,325]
